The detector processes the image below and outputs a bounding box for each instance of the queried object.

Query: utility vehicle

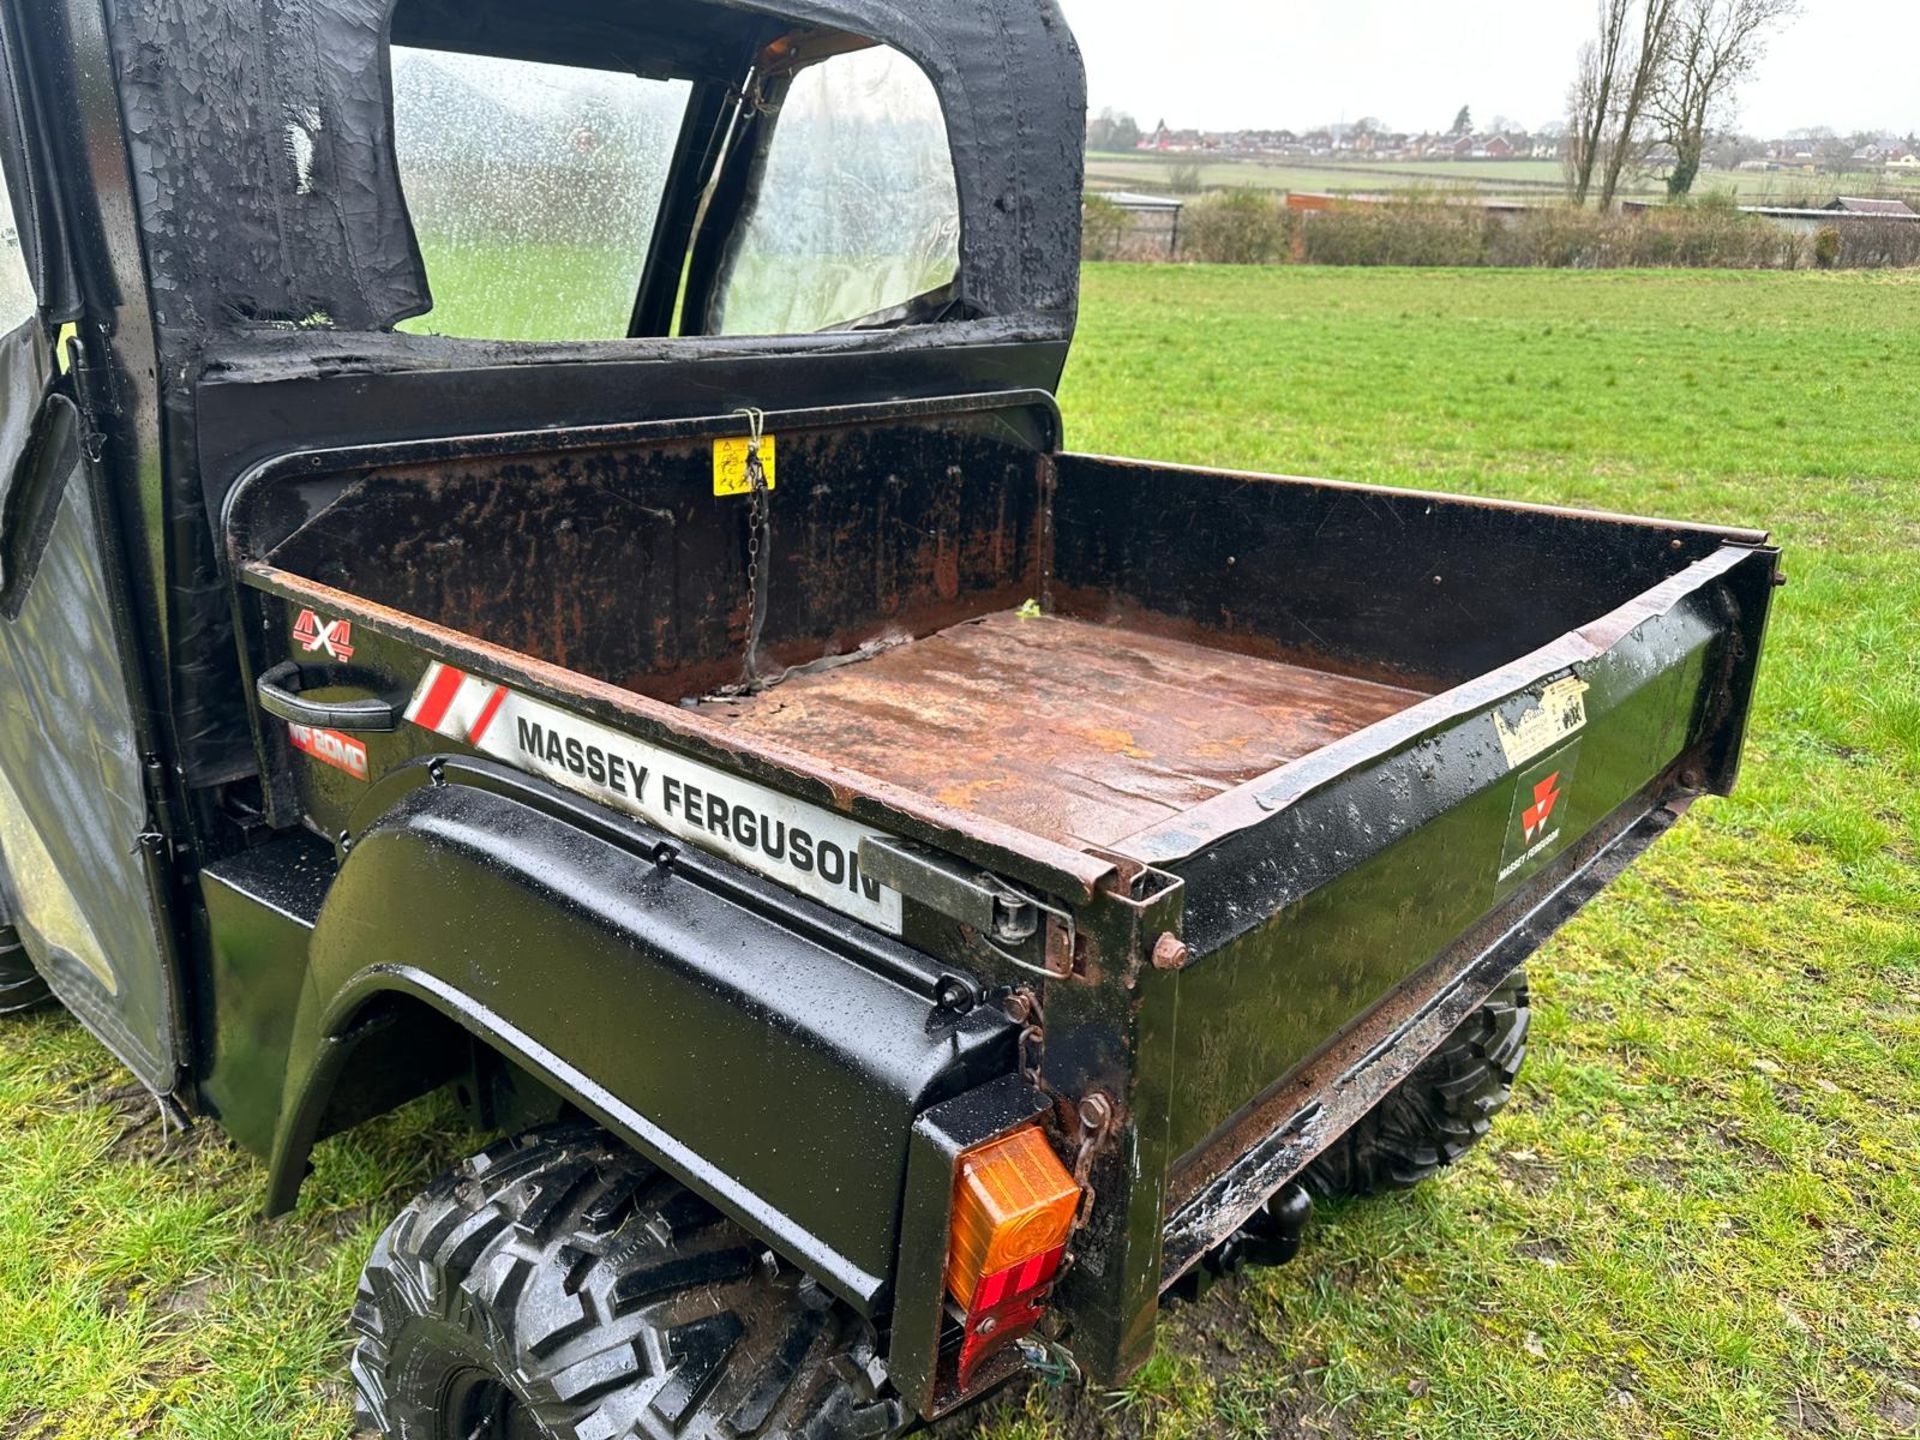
[0,0,1777,1434]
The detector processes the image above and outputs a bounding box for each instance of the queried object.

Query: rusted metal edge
[1115,545,1764,866]
[1064,452,1773,548]
[241,563,1118,905]
[218,389,1063,544]
[1158,776,1687,1273]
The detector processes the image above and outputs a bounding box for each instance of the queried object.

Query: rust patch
[689,611,1426,852]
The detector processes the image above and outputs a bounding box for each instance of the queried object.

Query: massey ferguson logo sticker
[293,609,356,662]
[287,723,369,781]
[403,661,904,935]
[1521,771,1564,843]
[1500,743,1580,885]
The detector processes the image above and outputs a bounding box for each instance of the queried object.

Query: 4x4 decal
[293,609,355,662]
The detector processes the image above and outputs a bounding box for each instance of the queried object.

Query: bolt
[652,842,678,868]
[1680,769,1704,791]
[1079,1092,1114,1135]
[1003,992,1035,1025]
[1152,933,1190,971]
[976,1314,999,1336]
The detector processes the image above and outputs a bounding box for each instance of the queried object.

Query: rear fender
[266,761,1017,1315]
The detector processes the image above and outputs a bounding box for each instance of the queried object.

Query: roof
[1093,191,1185,212]
[1742,205,1920,222]
[1826,196,1917,216]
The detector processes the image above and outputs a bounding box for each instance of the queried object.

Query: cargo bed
[231,398,1776,907]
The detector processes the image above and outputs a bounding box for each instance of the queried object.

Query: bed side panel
[1051,454,1761,691]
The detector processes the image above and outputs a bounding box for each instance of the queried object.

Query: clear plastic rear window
[713,47,961,336]
[390,47,690,342]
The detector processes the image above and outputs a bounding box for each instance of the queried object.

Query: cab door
[0,4,184,1094]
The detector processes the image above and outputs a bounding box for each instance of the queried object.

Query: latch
[858,836,1074,977]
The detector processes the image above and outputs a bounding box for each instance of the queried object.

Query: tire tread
[351,1124,904,1440]
[1305,968,1531,1199]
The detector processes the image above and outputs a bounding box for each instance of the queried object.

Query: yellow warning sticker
[713,435,777,497]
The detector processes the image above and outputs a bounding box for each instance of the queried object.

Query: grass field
[4,266,1918,1438]
[1087,149,1920,206]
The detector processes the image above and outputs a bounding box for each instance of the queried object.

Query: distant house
[1887,153,1920,172]
[1139,123,1207,153]
[1482,135,1515,158]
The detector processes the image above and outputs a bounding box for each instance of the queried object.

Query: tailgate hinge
[858,836,1075,978]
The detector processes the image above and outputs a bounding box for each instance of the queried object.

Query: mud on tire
[1305,967,1531,1198]
[351,1123,907,1440]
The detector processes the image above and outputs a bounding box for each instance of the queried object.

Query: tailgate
[1152,540,1778,1282]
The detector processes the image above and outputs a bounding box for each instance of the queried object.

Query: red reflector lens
[956,1243,1068,1390]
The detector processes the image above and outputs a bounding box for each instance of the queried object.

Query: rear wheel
[0,925,52,1016]
[350,1123,908,1440]
[1305,966,1531,1198]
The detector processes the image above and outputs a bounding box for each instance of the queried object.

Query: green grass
[1087,150,1920,205]
[6,266,1920,1438]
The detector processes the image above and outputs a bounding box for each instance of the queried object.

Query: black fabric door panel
[0,363,181,1092]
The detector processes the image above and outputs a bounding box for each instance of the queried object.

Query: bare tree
[1601,0,1678,207]
[1654,0,1799,197]
[1566,0,1628,205]
[1565,0,1679,208]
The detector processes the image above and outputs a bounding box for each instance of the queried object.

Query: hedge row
[1092,191,1920,270]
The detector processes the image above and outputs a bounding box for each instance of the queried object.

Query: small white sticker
[1494,675,1591,771]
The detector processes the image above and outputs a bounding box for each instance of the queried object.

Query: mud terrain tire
[0,926,52,1015]
[351,1123,907,1440]
[1305,967,1531,1198]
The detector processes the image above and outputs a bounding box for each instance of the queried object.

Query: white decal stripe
[403,669,904,934]
[442,676,500,741]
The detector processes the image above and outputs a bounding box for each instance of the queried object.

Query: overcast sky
[1057,0,1917,140]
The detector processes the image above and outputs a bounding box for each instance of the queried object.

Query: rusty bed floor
[691,612,1430,851]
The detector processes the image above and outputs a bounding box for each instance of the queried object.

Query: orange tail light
[944,1123,1081,1389]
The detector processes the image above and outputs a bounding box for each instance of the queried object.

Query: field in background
[1088,149,1920,205]
[1,267,1916,1438]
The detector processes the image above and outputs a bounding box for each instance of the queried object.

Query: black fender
[265,761,1017,1315]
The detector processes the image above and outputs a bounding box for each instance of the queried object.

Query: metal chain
[738,407,771,688]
